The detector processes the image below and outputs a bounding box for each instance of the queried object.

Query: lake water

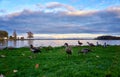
[0,40,120,48]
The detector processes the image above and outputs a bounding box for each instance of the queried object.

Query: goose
[96,42,101,46]
[103,42,107,47]
[30,44,41,53]
[78,48,91,54]
[78,40,83,46]
[87,42,95,46]
[64,43,72,56]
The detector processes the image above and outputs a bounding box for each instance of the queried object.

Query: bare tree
[27,31,33,39]
[13,30,17,40]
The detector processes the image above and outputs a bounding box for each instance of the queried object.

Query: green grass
[0,46,120,77]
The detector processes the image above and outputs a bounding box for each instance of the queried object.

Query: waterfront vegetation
[0,46,120,77]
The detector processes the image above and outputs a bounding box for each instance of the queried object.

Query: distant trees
[0,30,8,40]
[95,35,120,40]
[9,36,13,40]
[20,37,24,40]
[27,31,33,39]
[0,30,33,40]
[8,30,17,40]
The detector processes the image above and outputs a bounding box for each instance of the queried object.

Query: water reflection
[28,39,33,46]
[0,40,8,47]
[0,40,120,48]
[13,40,17,47]
[8,40,17,47]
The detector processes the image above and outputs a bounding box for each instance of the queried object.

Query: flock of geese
[64,41,108,56]
[30,41,108,56]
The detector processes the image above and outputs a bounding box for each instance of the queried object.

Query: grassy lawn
[0,46,120,77]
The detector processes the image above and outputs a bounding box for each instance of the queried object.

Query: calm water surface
[0,40,120,48]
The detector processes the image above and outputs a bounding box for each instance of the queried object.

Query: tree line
[94,35,120,40]
[0,30,33,40]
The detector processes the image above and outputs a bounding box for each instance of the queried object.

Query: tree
[9,36,13,40]
[20,37,24,40]
[13,30,17,40]
[27,31,33,39]
[0,30,8,40]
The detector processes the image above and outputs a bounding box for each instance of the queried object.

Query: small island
[95,35,120,40]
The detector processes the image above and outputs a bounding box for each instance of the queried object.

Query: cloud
[0,5,120,36]
[0,9,6,13]
[66,10,98,16]
[36,2,76,12]
[45,2,76,12]
[106,6,120,17]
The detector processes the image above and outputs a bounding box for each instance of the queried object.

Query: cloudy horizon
[0,0,120,38]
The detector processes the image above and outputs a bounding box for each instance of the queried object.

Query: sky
[0,0,120,38]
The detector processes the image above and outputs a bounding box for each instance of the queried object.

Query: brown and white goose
[87,42,95,46]
[64,43,72,56]
[30,44,41,53]
[78,40,83,46]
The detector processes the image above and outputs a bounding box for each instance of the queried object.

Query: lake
[0,40,120,48]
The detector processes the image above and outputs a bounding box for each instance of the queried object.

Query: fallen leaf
[13,70,18,73]
[0,74,5,77]
[35,64,39,69]
[1,55,6,58]
[96,55,100,58]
